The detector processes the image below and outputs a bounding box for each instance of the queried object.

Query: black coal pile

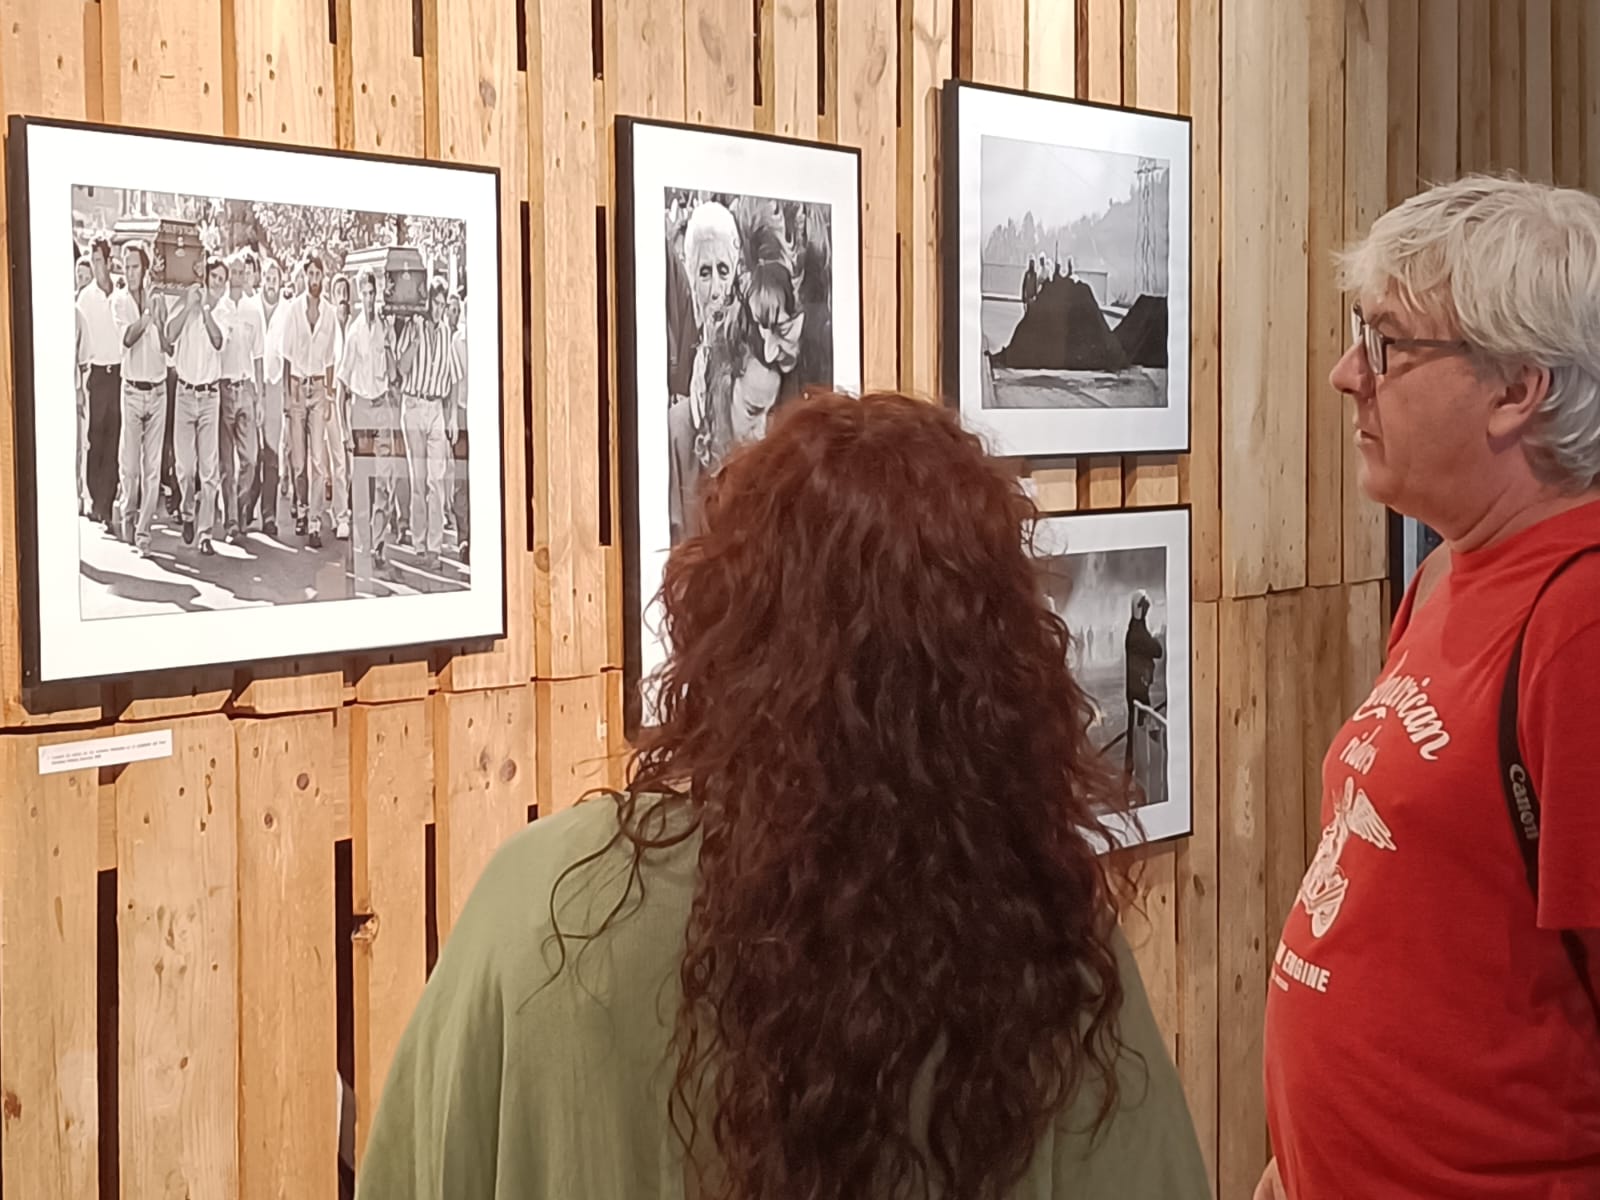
[993,277,1129,372]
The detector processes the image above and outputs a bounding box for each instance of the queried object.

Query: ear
[1486,361,1552,441]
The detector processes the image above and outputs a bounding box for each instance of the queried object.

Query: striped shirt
[397,316,459,400]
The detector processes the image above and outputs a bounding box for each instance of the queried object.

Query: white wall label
[38,729,174,775]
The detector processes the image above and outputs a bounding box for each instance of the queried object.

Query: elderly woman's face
[1330,293,1501,520]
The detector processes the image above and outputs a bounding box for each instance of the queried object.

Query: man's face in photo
[263,260,282,304]
[305,259,325,299]
[360,273,377,319]
[122,246,145,294]
[206,263,228,304]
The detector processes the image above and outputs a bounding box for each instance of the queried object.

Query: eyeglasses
[1350,305,1471,376]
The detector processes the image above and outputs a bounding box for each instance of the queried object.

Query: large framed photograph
[1388,511,1443,614]
[1034,506,1193,847]
[943,81,1191,458]
[616,117,862,728]
[7,117,504,685]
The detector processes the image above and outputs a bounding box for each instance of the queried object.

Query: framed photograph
[616,117,862,728]
[6,117,504,685]
[942,81,1191,458]
[1388,511,1443,613]
[1033,506,1193,847]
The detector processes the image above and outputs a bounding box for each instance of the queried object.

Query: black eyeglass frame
[1350,304,1472,376]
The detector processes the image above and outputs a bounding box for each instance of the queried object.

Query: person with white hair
[1260,176,1600,1200]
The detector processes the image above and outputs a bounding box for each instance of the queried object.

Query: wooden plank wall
[0,2,1584,1197]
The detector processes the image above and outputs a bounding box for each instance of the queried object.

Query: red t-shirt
[1265,499,1600,1199]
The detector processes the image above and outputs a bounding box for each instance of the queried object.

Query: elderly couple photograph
[352,174,1600,1200]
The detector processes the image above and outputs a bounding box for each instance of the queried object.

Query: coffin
[112,216,206,292]
[341,245,430,317]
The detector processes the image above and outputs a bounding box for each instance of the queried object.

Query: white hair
[1339,174,1600,490]
[683,201,739,267]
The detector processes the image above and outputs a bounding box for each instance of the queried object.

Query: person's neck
[95,276,112,296]
[1441,477,1600,554]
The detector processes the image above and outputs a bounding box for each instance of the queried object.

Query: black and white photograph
[1034,507,1193,846]
[617,118,862,726]
[943,82,1191,457]
[9,118,504,684]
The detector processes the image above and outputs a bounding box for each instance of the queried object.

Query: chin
[1355,459,1401,509]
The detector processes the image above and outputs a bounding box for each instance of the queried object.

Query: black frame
[1030,501,1197,848]
[939,79,1194,457]
[614,115,864,735]
[6,114,507,689]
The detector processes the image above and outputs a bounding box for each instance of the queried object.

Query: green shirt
[358,798,1211,1199]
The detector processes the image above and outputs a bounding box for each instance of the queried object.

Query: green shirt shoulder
[357,798,1210,1200]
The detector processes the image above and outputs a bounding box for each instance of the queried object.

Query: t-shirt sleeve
[355,865,509,1200]
[1050,930,1211,1199]
[1521,588,1600,930]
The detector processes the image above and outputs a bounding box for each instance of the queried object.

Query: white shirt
[337,312,390,400]
[76,281,122,366]
[111,286,168,384]
[280,292,338,380]
[216,294,265,382]
[260,296,287,384]
[173,305,224,386]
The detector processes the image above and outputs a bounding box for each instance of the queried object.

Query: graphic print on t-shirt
[1297,777,1396,937]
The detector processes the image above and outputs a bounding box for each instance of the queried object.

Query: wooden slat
[969,0,1026,86]
[433,686,535,936]
[1343,580,1388,717]
[835,0,898,391]
[1029,465,1079,513]
[1222,0,1308,596]
[1217,596,1267,1200]
[1386,0,1419,204]
[898,0,953,397]
[117,714,238,1198]
[1552,0,1585,189]
[1585,2,1600,196]
[433,0,535,693]
[1523,0,1555,182]
[1457,0,1492,174]
[346,0,431,702]
[0,733,100,1200]
[1305,0,1345,588]
[529,0,607,680]
[1268,0,1309,594]
[1417,0,1459,187]
[605,0,687,119]
[1080,0,1121,503]
[1176,600,1220,1196]
[350,700,432,1160]
[685,0,754,126]
[535,674,614,815]
[1265,592,1306,941]
[772,0,821,137]
[1120,843,1178,1059]
[1181,0,1221,602]
[237,714,339,1200]
[1343,0,1389,585]
[105,0,225,131]
[1124,0,1180,509]
[349,0,425,156]
[1084,0,1122,101]
[231,0,336,144]
[1300,585,1346,863]
[1490,0,1524,172]
[0,4,105,729]
[1026,0,1077,95]
[603,668,629,791]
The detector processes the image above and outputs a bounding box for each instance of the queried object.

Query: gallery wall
[0,2,1593,1198]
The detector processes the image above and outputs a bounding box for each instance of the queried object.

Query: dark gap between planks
[98,869,119,1200]
[597,205,613,547]
[522,200,537,555]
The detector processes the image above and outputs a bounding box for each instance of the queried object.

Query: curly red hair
[575,391,1133,1199]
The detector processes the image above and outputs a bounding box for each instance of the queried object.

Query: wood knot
[2,1089,21,1125]
[263,812,276,830]
[479,79,497,108]
[498,758,517,784]
[296,772,311,791]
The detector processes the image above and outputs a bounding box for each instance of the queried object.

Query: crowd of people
[662,191,832,543]
[73,234,471,596]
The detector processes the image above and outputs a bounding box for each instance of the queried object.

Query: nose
[1329,340,1370,399]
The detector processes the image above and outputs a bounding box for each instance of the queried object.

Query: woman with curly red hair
[359,392,1207,1199]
